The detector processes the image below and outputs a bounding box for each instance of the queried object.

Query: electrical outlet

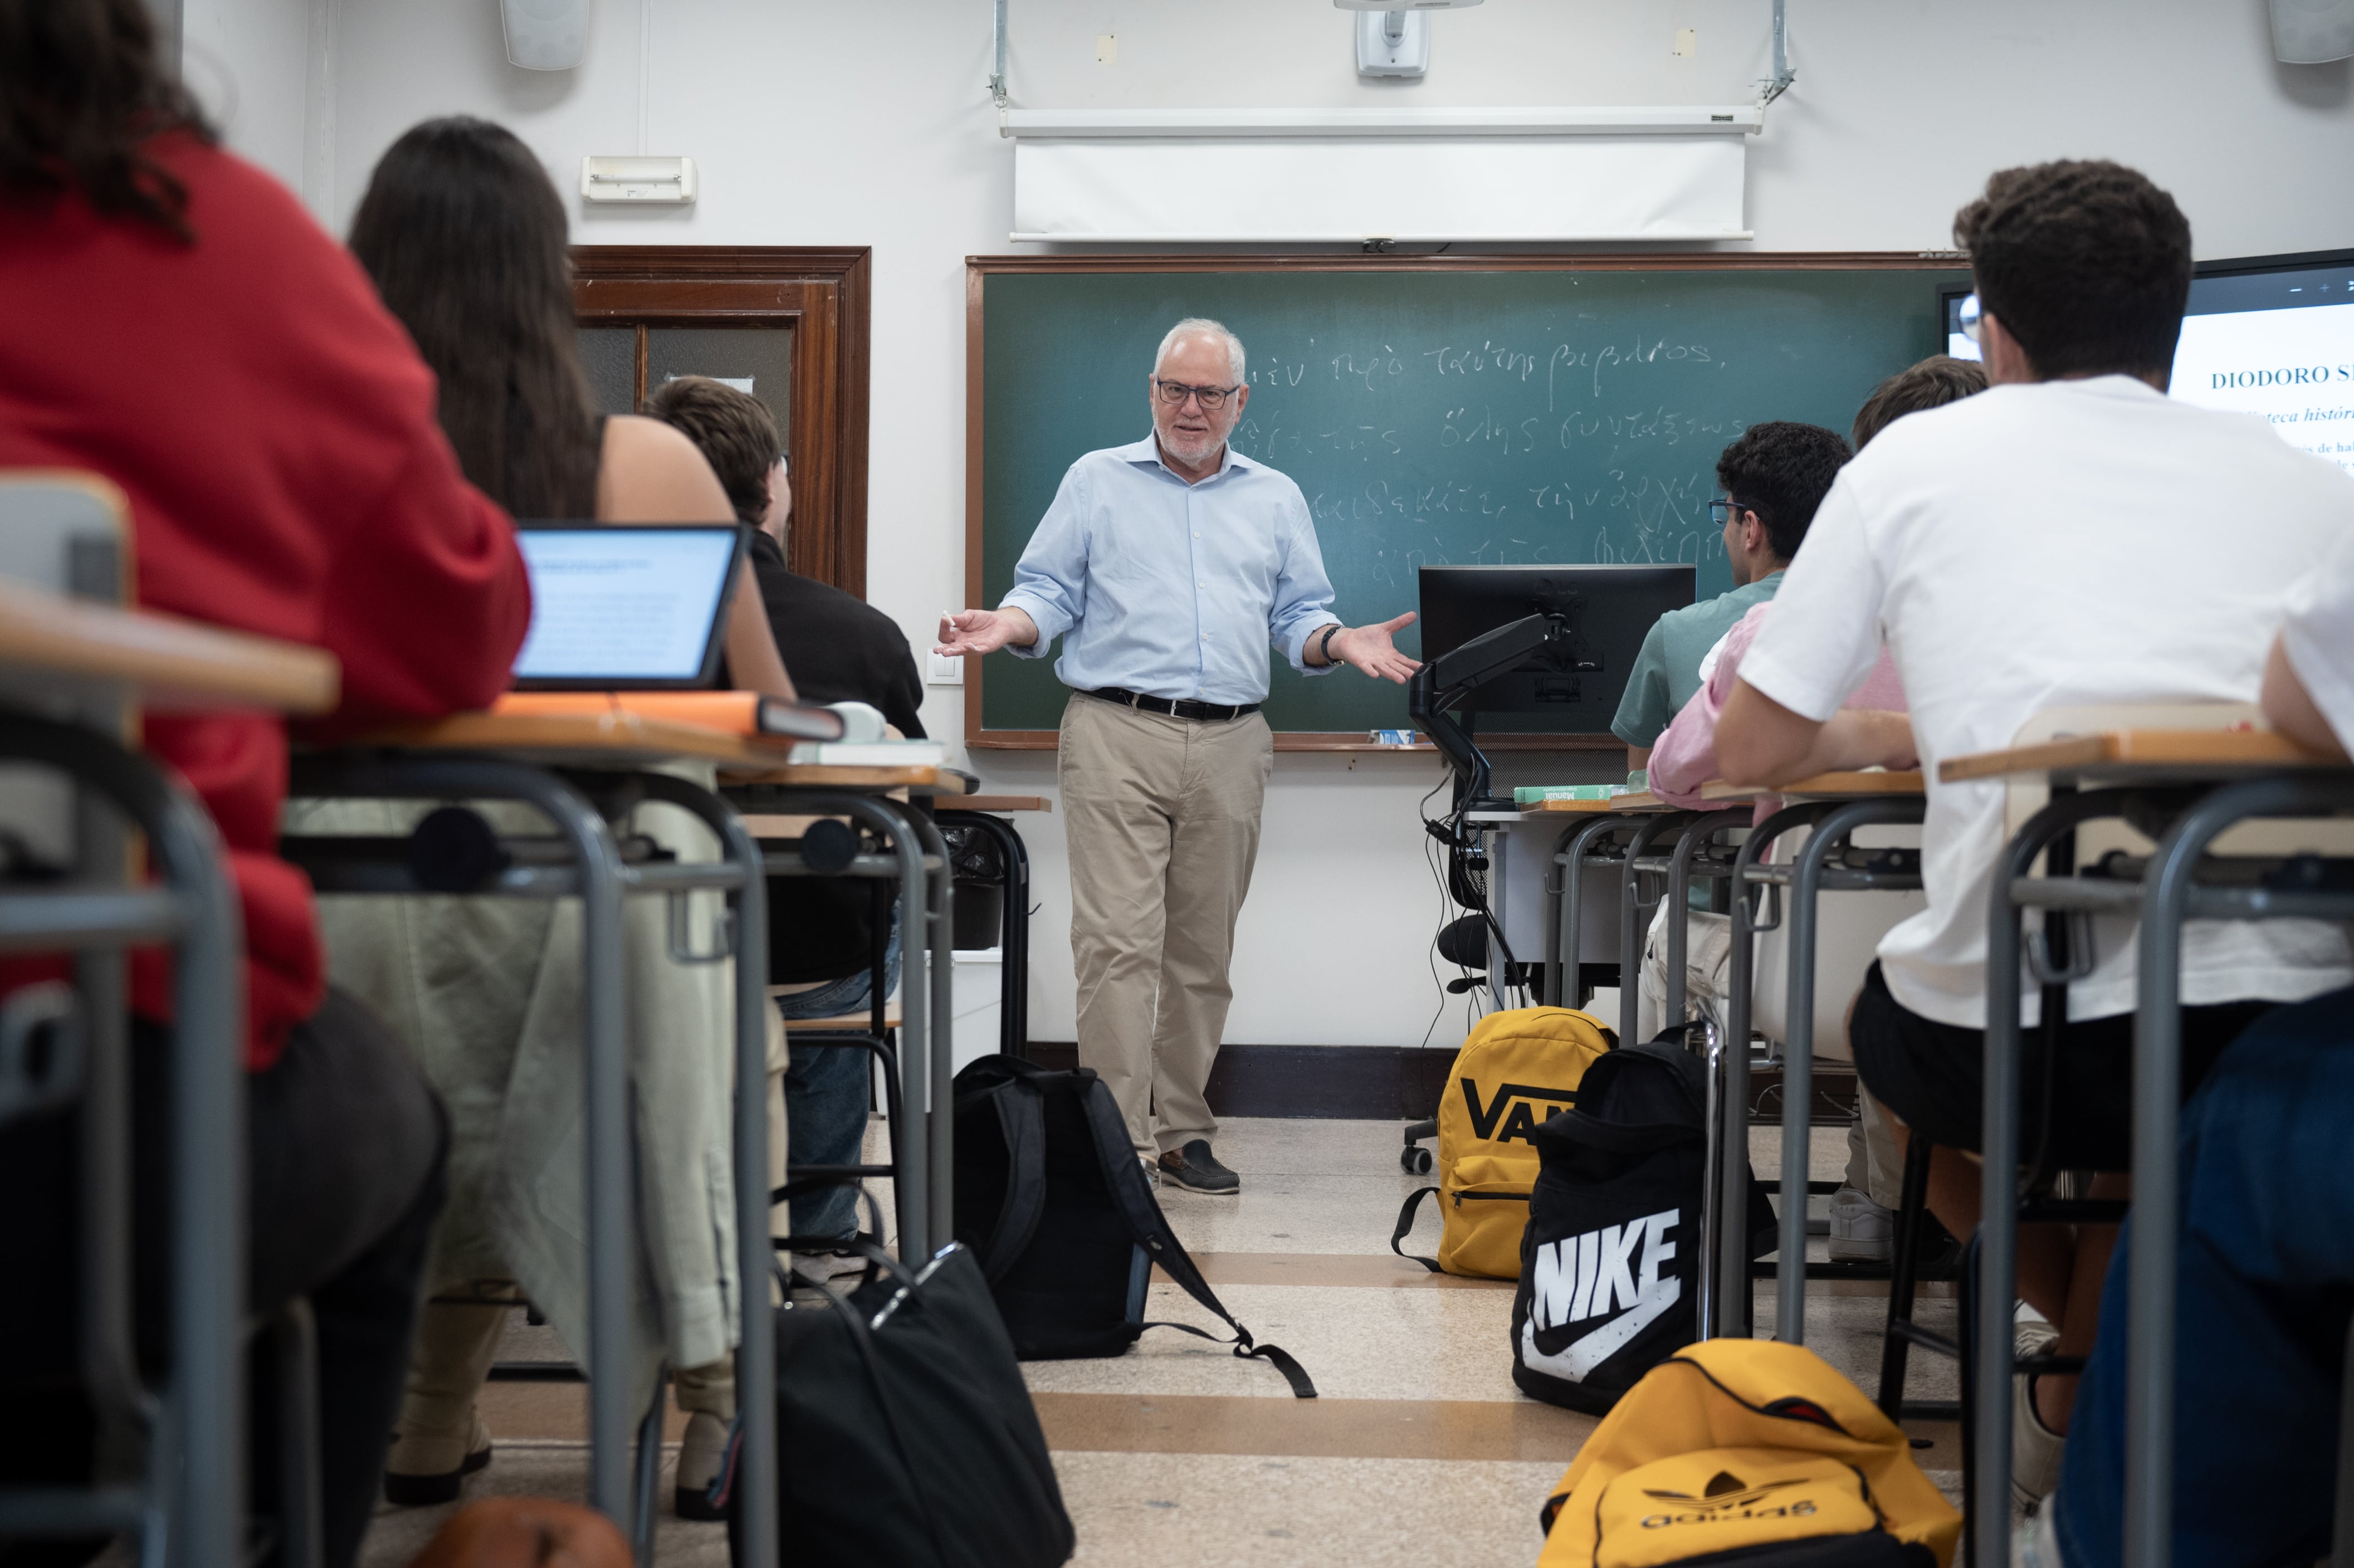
[1096,32,1117,63]
[927,651,965,686]
[1672,26,1696,56]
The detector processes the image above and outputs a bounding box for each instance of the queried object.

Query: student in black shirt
[643,376,925,1246]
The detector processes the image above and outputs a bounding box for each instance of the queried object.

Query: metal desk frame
[1976,771,2354,1567]
[282,755,781,1568]
[0,712,243,1568]
[1708,796,1926,1345]
[734,786,957,1253]
[936,808,1032,1060]
[1544,814,1640,1011]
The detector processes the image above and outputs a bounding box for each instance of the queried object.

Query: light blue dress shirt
[999,433,1344,705]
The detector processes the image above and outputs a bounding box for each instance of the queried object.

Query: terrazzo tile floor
[360,1115,1962,1567]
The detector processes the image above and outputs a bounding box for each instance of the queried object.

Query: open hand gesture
[1327,612,1423,685]
[934,607,1037,658]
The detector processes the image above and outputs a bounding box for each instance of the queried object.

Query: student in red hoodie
[0,4,531,1564]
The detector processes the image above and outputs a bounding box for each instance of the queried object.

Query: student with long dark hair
[315,116,774,1516]
[0,4,531,1565]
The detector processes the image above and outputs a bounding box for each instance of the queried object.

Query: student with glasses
[935,317,1418,1193]
[1609,423,1853,782]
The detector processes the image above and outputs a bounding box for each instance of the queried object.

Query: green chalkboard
[970,258,1967,743]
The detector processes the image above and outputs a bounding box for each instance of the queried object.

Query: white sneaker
[2013,1502,2067,1568]
[2012,1316,2066,1508]
[1827,1186,1894,1263]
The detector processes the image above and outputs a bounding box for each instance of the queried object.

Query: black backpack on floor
[951,1055,1316,1398]
[1510,1035,1776,1414]
[719,1237,1075,1568]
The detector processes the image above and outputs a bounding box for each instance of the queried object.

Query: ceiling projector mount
[1333,0,1484,79]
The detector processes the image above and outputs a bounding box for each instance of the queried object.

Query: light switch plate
[927,651,965,686]
[1672,27,1697,56]
[1096,33,1117,63]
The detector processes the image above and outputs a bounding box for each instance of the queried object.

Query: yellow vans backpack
[1390,1007,1613,1279]
[1536,1338,1960,1568]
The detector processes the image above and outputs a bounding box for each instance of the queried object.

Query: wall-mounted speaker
[2271,0,2354,63]
[500,0,592,71]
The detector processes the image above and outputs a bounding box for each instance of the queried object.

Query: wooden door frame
[573,246,873,595]
[965,250,1959,750]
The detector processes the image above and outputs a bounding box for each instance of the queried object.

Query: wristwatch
[1317,624,1344,666]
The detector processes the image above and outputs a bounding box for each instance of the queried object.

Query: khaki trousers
[1058,693,1274,1157]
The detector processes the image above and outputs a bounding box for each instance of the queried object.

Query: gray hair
[1155,317,1246,384]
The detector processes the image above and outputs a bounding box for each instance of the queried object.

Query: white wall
[185,0,2354,1048]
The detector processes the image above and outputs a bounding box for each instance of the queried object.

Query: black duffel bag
[719,1233,1074,1568]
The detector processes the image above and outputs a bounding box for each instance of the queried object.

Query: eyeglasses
[1707,497,1749,525]
[1154,378,1240,411]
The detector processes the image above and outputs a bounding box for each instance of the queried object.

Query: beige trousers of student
[1059,693,1274,1157]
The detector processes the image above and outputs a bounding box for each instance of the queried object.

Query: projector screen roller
[511,525,743,687]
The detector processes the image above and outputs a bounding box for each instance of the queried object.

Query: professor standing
[936,317,1420,1193]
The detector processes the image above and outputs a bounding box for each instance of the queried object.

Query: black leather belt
[1082,686,1259,722]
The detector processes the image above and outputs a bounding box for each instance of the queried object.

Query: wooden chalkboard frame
[964,251,1962,751]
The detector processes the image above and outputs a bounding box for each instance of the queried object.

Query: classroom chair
[0,471,323,1568]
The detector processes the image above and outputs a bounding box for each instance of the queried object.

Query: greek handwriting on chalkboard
[976,265,1963,734]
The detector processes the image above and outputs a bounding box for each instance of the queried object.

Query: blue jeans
[775,921,900,1242]
[2053,984,2354,1568]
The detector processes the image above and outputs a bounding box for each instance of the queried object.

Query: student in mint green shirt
[1612,421,1854,776]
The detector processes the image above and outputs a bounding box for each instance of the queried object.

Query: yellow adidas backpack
[1390,1007,1613,1279]
[1536,1339,1960,1568]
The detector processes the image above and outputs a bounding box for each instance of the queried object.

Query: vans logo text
[1461,1078,1576,1144]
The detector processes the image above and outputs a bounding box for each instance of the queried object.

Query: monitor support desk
[1408,609,1586,810]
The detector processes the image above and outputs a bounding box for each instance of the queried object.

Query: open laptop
[510,522,748,690]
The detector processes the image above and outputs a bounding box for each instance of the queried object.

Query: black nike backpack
[951,1055,1315,1397]
[1511,1034,1777,1414]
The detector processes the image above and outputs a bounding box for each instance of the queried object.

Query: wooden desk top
[956,795,1051,813]
[1938,729,2347,784]
[0,577,338,714]
[1609,791,1676,813]
[1701,770,1925,800]
[349,710,946,787]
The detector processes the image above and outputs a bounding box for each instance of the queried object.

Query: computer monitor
[510,522,746,690]
[2171,247,2354,477]
[1416,564,1697,735]
[1939,284,1980,363]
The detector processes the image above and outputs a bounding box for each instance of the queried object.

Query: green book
[1512,784,1620,805]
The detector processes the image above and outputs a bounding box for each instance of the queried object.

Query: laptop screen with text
[510,525,745,689]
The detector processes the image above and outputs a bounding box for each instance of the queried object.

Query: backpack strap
[1069,1076,1319,1400]
[1389,1186,1443,1273]
[972,1079,1049,1285]
[1132,1318,1318,1400]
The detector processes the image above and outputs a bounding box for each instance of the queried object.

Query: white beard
[1159,427,1222,466]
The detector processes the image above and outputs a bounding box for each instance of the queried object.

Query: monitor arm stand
[1406,610,1568,812]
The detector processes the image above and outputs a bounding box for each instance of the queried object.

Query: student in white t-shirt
[1716,158,2354,1479]
[2263,527,2354,759]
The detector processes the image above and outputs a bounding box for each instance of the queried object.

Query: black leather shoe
[1158,1140,1239,1194]
[382,1442,491,1507]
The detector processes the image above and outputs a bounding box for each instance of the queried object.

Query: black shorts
[1849,961,2275,1171]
